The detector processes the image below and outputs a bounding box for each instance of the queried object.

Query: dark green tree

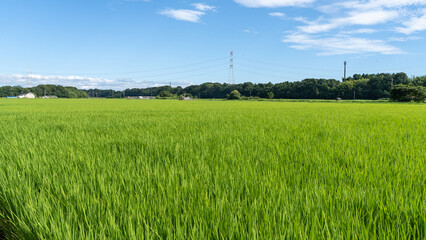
[391,85,426,102]
[157,90,174,98]
[227,90,242,100]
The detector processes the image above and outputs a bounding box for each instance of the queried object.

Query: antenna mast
[343,61,347,81]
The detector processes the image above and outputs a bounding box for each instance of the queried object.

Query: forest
[1,73,425,100]
[92,73,426,100]
[0,85,88,98]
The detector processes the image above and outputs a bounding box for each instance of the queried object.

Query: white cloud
[298,22,337,34]
[0,74,192,90]
[234,0,314,8]
[243,28,259,34]
[396,10,426,34]
[284,1,425,55]
[283,33,402,55]
[293,16,310,24]
[319,0,426,13]
[108,0,149,8]
[340,28,377,35]
[388,36,422,41]
[269,12,285,17]
[315,0,426,37]
[345,10,398,25]
[160,3,216,23]
[192,3,216,11]
[358,0,426,9]
[299,9,398,33]
[160,9,205,22]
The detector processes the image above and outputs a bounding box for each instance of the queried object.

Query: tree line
[87,73,425,100]
[0,85,88,98]
[1,73,425,100]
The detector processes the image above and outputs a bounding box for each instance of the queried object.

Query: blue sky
[1,0,426,90]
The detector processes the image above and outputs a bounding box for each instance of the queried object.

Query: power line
[237,62,336,78]
[237,69,301,82]
[27,57,228,76]
[128,63,228,79]
[238,57,339,72]
[3,57,425,81]
[134,69,226,83]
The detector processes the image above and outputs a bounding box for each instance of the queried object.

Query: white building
[138,96,155,99]
[17,92,36,99]
[127,96,155,100]
[42,95,58,99]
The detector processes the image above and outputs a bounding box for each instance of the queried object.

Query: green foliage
[241,96,260,100]
[0,100,425,239]
[267,91,274,99]
[227,90,242,100]
[391,85,426,102]
[0,86,29,97]
[122,86,174,98]
[0,85,88,98]
[64,86,89,98]
[178,93,193,100]
[157,90,174,98]
[413,76,426,87]
[86,89,124,98]
[2,72,426,100]
[80,72,426,100]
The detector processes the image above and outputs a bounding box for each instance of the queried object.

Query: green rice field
[0,99,425,239]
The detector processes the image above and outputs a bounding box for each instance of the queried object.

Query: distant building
[179,94,193,100]
[6,96,17,98]
[42,95,58,99]
[127,96,155,100]
[17,93,36,99]
[138,96,155,100]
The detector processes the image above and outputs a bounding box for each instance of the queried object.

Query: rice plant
[0,99,425,239]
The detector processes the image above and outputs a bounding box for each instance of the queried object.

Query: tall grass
[0,99,425,239]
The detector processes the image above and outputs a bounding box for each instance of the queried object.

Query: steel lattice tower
[228,51,234,84]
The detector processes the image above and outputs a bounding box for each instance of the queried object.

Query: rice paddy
[0,99,425,239]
